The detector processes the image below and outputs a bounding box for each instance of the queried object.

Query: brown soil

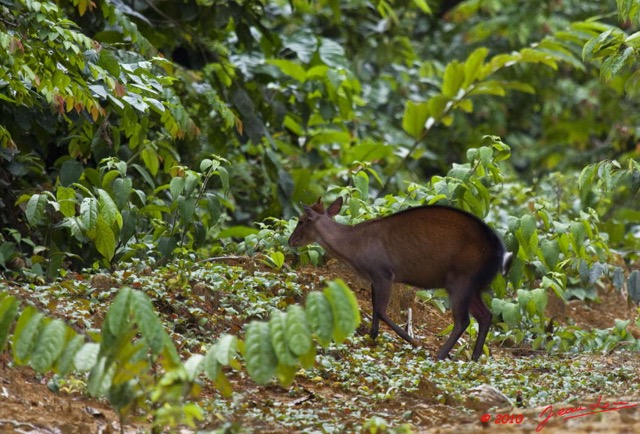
[1,258,639,433]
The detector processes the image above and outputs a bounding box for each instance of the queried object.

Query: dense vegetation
[1,0,639,432]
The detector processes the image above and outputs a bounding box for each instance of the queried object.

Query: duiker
[288,197,512,361]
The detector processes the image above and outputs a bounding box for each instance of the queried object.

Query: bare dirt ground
[1,258,639,433]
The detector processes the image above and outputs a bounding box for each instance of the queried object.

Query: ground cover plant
[1,0,639,432]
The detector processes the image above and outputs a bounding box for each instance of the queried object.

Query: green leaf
[97,189,121,227]
[352,171,369,201]
[268,59,307,82]
[520,214,536,242]
[0,295,19,352]
[305,291,334,347]
[80,197,99,234]
[502,301,522,327]
[74,342,100,372]
[59,160,83,187]
[318,37,346,68]
[204,346,221,381]
[95,216,117,261]
[410,0,431,14]
[402,100,429,139]
[442,61,465,97]
[612,267,625,290]
[269,310,299,366]
[285,305,312,357]
[170,176,185,199]
[463,47,489,88]
[112,177,132,209]
[184,354,204,381]
[244,321,278,385]
[56,186,77,218]
[177,196,197,224]
[141,146,160,176]
[31,319,67,373]
[214,334,238,366]
[55,334,85,376]
[628,271,640,303]
[540,239,560,270]
[529,287,548,317]
[13,307,45,364]
[130,289,164,355]
[468,80,506,97]
[275,362,297,388]
[323,279,361,344]
[26,194,48,226]
[104,287,131,339]
[217,166,229,193]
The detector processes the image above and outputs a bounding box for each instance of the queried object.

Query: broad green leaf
[628,270,640,303]
[588,262,605,284]
[217,166,229,193]
[442,61,465,97]
[112,177,132,209]
[529,287,548,317]
[74,342,100,372]
[411,0,431,14]
[463,47,489,88]
[200,158,220,173]
[97,188,121,228]
[184,354,204,381]
[55,333,85,376]
[0,295,19,352]
[214,370,233,398]
[352,171,369,200]
[104,287,131,339]
[268,59,307,82]
[177,196,197,224]
[141,146,160,176]
[130,289,164,355]
[59,160,83,187]
[324,279,360,344]
[601,47,633,81]
[540,239,560,270]
[31,319,67,373]
[87,356,114,397]
[95,216,116,261]
[285,305,312,357]
[402,100,429,139]
[56,187,76,218]
[13,307,44,364]
[244,321,278,385]
[170,176,185,199]
[214,334,238,366]
[204,346,221,380]
[468,80,506,97]
[269,310,299,366]
[184,172,200,197]
[282,31,317,63]
[520,214,536,242]
[276,362,297,388]
[625,30,640,48]
[612,267,625,290]
[318,38,346,68]
[305,291,334,347]
[25,194,48,226]
[80,197,99,234]
[502,302,522,327]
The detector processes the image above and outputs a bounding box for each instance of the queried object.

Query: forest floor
[1,257,640,433]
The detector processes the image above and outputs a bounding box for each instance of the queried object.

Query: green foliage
[0,278,361,430]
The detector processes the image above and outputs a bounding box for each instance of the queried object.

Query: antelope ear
[326,196,344,217]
